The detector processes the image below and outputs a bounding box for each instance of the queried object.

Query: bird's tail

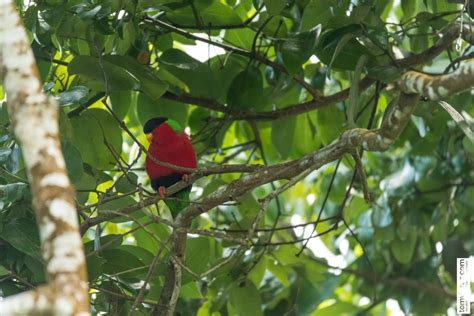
[164,187,191,218]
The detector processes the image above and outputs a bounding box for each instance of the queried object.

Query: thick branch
[155,219,189,316]
[0,1,89,315]
[162,77,374,120]
[398,60,474,99]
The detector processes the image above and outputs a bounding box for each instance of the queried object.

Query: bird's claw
[182,174,190,182]
[158,186,167,198]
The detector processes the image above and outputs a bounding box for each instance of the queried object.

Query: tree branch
[144,16,319,98]
[158,23,474,121]
[0,1,89,314]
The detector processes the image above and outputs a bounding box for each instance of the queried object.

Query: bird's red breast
[145,123,197,180]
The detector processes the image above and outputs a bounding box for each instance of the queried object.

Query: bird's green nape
[164,187,191,219]
[166,119,182,133]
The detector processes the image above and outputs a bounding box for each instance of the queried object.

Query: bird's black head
[143,117,168,134]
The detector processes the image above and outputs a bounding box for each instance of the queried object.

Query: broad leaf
[70,108,122,170]
[227,67,263,109]
[263,0,286,16]
[280,25,321,75]
[0,218,41,258]
[229,281,263,316]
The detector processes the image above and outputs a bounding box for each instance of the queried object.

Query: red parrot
[143,117,196,217]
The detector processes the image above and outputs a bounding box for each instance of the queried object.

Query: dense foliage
[1,0,473,315]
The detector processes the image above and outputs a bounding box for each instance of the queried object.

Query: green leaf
[263,0,286,16]
[109,90,132,120]
[69,56,140,91]
[84,234,123,254]
[210,54,246,101]
[347,55,368,127]
[137,92,188,128]
[86,254,107,282]
[0,280,22,297]
[374,225,395,242]
[180,282,203,299]
[229,281,263,316]
[104,55,168,100]
[390,229,417,264]
[371,206,393,228]
[70,108,122,170]
[463,135,474,159]
[380,162,415,195]
[115,172,138,193]
[0,102,9,126]
[0,266,9,277]
[280,25,321,75]
[57,86,89,106]
[313,301,359,315]
[253,12,288,38]
[224,28,256,51]
[271,116,296,159]
[315,106,345,145]
[293,277,326,314]
[0,218,41,258]
[74,171,96,204]
[350,4,371,23]
[24,256,45,283]
[61,141,83,183]
[132,220,171,254]
[0,147,12,164]
[159,49,220,99]
[185,237,212,278]
[227,67,263,109]
[431,213,448,242]
[98,196,142,223]
[69,56,168,99]
[401,0,416,19]
[59,108,74,141]
[293,114,321,157]
[300,0,333,31]
[167,2,242,26]
[368,65,405,83]
[315,25,374,70]
[328,33,354,70]
[238,193,260,218]
[0,183,28,204]
[248,256,266,287]
[273,245,301,266]
[119,245,155,264]
[267,260,292,286]
[188,107,210,135]
[115,21,137,55]
[100,248,150,278]
[438,101,474,144]
[418,236,432,260]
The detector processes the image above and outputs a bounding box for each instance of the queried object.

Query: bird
[143,117,197,218]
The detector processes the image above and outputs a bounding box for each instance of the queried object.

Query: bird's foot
[182,174,190,182]
[158,186,167,198]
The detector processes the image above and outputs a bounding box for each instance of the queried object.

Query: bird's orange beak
[146,133,153,143]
